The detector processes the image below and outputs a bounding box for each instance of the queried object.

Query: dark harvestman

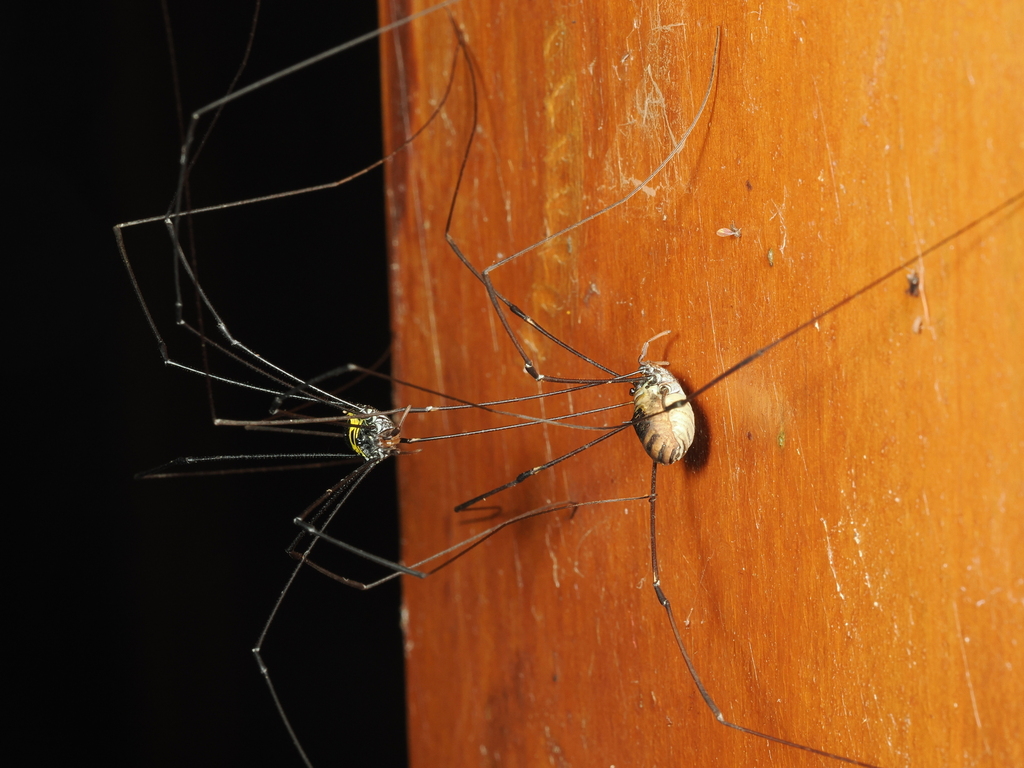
[385,2,1024,767]
[115,3,648,765]
[111,2,460,764]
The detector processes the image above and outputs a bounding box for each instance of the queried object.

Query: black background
[17,1,408,765]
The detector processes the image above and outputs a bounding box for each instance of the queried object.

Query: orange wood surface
[380,1,1023,766]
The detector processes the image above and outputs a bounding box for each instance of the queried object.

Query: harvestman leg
[442,29,721,385]
[255,489,651,767]
[647,463,882,768]
[114,2,468,423]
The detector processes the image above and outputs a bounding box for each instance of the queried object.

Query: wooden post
[382,1,1023,765]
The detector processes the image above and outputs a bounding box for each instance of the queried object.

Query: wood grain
[381,1,1024,766]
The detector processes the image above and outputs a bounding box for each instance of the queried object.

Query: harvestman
[395,16,1024,768]
[432,26,893,767]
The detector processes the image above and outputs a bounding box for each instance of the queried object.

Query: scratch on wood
[820,518,846,600]
[952,600,988,744]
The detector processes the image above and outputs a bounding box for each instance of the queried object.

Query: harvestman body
[347,409,401,462]
[631,332,696,466]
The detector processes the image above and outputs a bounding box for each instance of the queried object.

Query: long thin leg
[675,189,1024,408]
[252,555,316,768]
[289,425,637,591]
[114,1,468,427]
[298,493,653,591]
[443,29,721,383]
[453,424,631,511]
[647,463,882,767]
[254,486,648,768]
[287,458,427,583]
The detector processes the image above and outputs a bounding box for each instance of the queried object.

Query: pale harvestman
[383,3,1024,767]
[396,16,864,765]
